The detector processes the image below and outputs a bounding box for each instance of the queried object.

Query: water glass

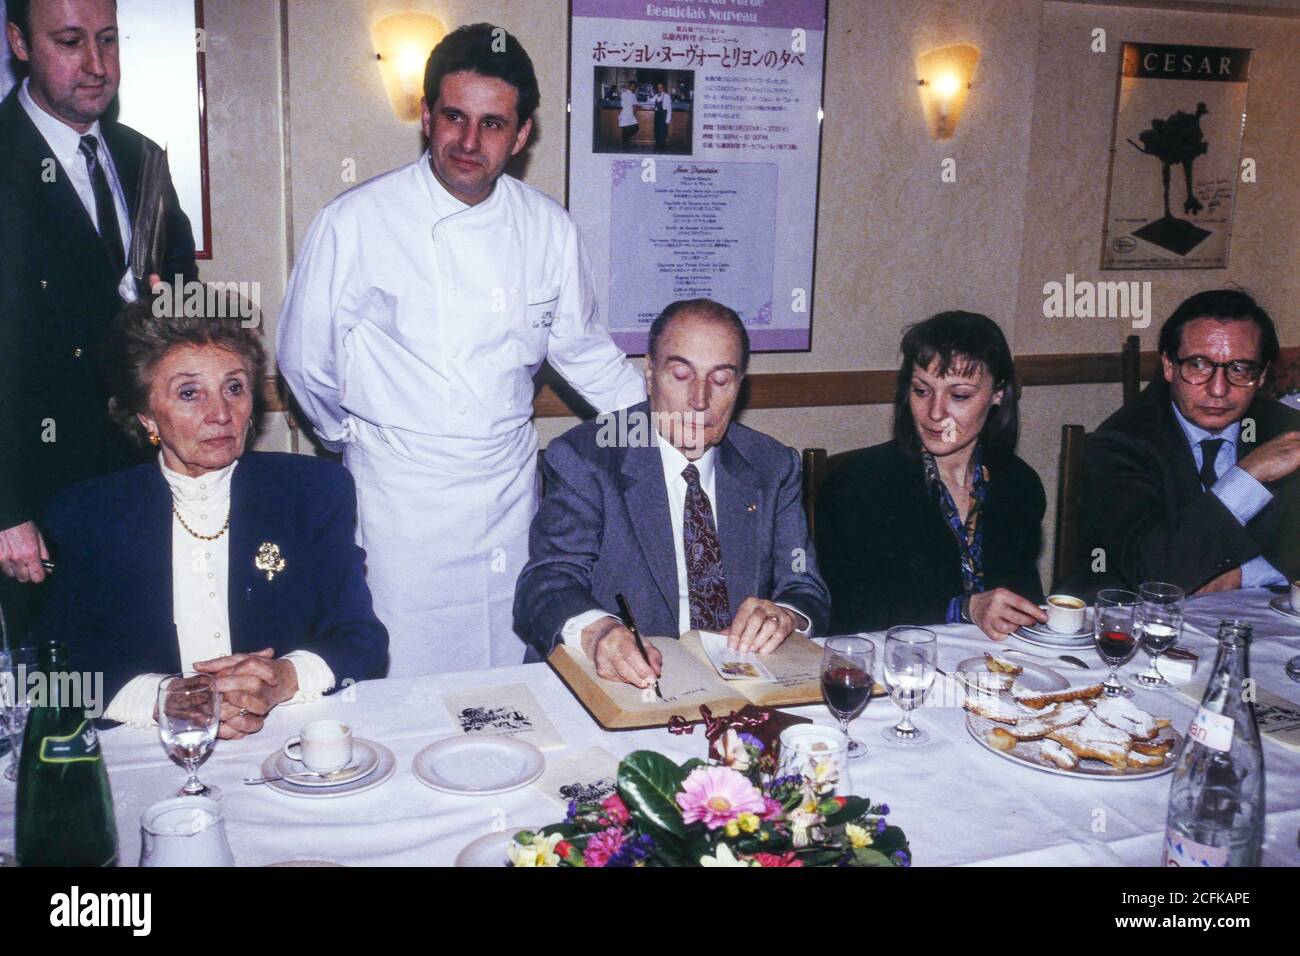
[1135,582,1184,687]
[880,626,937,746]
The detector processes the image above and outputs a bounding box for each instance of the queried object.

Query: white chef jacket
[277,154,645,676]
[619,90,639,127]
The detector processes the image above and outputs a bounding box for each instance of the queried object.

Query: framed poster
[568,0,828,353]
[1101,43,1250,270]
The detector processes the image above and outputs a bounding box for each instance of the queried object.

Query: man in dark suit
[1079,289,1300,597]
[0,0,197,640]
[514,299,830,687]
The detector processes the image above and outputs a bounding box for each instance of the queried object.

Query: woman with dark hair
[35,298,388,736]
[817,311,1047,640]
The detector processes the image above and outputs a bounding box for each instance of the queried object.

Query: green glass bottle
[15,641,118,867]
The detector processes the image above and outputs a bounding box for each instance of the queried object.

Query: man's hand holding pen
[580,616,663,688]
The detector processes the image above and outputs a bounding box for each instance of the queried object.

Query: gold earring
[148,432,161,447]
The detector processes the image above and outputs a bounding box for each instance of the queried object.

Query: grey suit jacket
[514,402,831,657]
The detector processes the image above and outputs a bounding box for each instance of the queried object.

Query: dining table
[2,588,1297,867]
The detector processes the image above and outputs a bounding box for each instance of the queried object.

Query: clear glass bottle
[1161,620,1263,866]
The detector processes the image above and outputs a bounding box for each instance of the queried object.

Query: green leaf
[617,751,688,839]
[825,796,870,821]
[852,847,897,867]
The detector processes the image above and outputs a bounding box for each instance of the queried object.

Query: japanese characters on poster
[1102,43,1251,270]
[569,0,827,352]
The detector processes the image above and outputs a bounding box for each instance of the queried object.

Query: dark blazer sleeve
[513,437,612,656]
[1081,428,1262,594]
[767,445,831,634]
[298,468,388,686]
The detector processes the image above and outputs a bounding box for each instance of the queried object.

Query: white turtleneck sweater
[103,458,336,726]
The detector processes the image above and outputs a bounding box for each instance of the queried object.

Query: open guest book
[548,630,883,730]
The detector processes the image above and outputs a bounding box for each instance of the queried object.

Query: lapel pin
[254,542,286,582]
[746,503,758,513]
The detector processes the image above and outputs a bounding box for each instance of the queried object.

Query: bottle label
[1187,706,1234,752]
[38,720,103,764]
[1162,827,1228,867]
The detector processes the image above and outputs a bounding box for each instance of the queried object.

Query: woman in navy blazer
[35,299,388,737]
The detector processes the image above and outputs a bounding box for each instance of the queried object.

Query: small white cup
[140,796,235,867]
[1290,580,1300,612]
[1045,594,1086,633]
[777,725,850,793]
[283,719,353,773]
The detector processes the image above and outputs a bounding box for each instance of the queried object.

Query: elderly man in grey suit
[514,298,830,687]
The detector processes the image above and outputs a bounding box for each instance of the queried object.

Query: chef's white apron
[346,419,538,676]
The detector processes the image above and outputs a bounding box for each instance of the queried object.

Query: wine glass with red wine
[1094,589,1139,698]
[821,636,875,760]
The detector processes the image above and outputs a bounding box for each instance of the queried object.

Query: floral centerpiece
[507,744,910,867]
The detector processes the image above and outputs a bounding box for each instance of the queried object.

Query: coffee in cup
[1045,594,1086,633]
[283,719,353,773]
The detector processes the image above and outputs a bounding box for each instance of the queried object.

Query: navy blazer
[35,452,389,703]
[514,403,831,656]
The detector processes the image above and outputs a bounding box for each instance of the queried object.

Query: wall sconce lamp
[372,11,447,122]
[916,44,979,140]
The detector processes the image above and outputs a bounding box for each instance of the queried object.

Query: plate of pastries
[963,654,1180,779]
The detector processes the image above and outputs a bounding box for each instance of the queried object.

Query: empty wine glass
[157,673,221,799]
[1094,589,1139,698]
[1135,581,1184,687]
[1,646,37,783]
[820,636,875,760]
[880,627,937,746]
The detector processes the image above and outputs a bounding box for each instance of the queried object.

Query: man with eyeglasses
[1076,289,1300,597]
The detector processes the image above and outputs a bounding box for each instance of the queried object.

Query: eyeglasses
[1172,355,1265,387]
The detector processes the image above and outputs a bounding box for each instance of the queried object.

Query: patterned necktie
[682,463,731,631]
[1198,438,1225,490]
[79,134,126,269]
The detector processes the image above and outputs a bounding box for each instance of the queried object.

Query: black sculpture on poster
[1125,102,1213,256]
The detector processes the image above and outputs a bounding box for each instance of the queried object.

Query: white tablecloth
[3,589,1297,867]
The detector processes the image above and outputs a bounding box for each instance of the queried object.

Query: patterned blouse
[921,442,990,622]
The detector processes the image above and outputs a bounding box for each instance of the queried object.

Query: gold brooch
[254,542,285,581]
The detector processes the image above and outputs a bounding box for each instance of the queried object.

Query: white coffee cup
[1045,594,1086,633]
[1290,580,1300,612]
[283,719,353,773]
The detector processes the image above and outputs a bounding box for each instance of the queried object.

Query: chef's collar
[419,149,507,219]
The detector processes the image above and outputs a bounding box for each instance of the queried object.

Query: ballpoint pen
[615,592,664,701]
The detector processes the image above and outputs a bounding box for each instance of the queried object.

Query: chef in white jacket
[277,24,644,676]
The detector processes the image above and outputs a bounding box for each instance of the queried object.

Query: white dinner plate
[455,828,539,867]
[412,736,546,796]
[1268,595,1300,621]
[956,656,1069,693]
[965,708,1180,780]
[272,741,380,789]
[257,739,396,799]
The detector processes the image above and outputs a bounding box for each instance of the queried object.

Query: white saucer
[1268,595,1300,621]
[1015,609,1094,649]
[455,828,539,867]
[956,656,1068,693]
[412,736,545,796]
[257,739,395,799]
[273,741,380,788]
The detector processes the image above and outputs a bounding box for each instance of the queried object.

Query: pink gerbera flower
[583,826,627,868]
[676,766,765,830]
